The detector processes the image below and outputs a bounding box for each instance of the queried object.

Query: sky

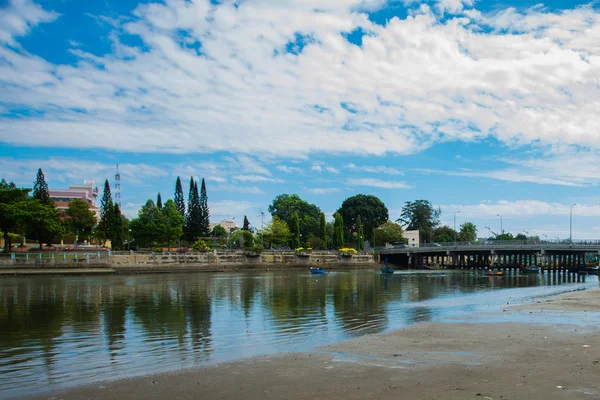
[2,0,600,240]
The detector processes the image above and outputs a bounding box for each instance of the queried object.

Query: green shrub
[192,240,210,252]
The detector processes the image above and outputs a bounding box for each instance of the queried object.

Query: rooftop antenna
[115,164,121,208]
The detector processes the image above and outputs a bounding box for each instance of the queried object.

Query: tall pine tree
[157,193,163,210]
[333,213,344,250]
[199,178,210,235]
[33,168,52,206]
[111,203,124,250]
[174,176,185,217]
[184,178,202,242]
[243,215,250,231]
[98,179,113,246]
[319,212,327,249]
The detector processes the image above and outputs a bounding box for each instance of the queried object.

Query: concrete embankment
[0,251,378,275]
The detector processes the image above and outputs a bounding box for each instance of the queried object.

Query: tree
[494,232,514,241]
[243,215,250,231]
[65,199,96,242]
[23,200,64,249]
[184,178,202,242]
[130,200,165,249]
[211,224,227,237]
[515,233,527,241]
[33,168,52,206]
[397,200,441,241]
[336,194,388,242]
[356,215,364,251]
[262,217,290,248]
[98,180,113,246]
[319,212,327,250]
[0,180,31,252]
[156,193,163,210]
[199,178,210,236]
[372,221,404,247]
[174,177,185,217]
[230,230,254,249]
[268,194,321,239]
[432,225,456,243]
[290,211,300,248]
[333,213,344,250]
[110,203,125,250]
[457,222,477,242]
[161,199,184,251]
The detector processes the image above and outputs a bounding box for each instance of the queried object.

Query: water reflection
[0,271,596,398]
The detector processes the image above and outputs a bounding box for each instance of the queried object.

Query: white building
[210,219,239,233]
[49,180,100,219]
[404,230,420,248]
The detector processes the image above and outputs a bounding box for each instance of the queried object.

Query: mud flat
[25,289,600,400]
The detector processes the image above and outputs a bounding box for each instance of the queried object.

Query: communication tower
[115,164,121,208]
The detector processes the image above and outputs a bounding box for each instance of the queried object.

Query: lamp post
[497,214,503,244]
[570,204,576,244]
[453,211,460,245]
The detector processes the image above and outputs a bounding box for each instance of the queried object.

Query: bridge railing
[377,239,600,250]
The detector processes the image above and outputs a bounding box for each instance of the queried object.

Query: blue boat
[381,257,394,274]
[310,268,325,275]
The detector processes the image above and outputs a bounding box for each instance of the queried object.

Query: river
[0,270,597,398]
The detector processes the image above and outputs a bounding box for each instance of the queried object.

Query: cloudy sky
[2,0,600,239]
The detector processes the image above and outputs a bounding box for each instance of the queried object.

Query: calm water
[0,270,598,398]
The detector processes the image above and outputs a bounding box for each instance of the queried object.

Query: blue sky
[2,0,600,240]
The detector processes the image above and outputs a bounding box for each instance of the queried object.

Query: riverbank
[0,250,378,275]
[26,288,600,400]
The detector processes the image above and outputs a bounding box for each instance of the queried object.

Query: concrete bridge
[379,241,600,270]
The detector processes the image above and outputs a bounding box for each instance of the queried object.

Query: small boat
[486,270,504,276]
[522,266,540,274]
[381,257,394,274]
[310,268,325,275]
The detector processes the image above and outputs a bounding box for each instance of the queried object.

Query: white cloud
[441,200,600,219]
[0,0,59,45]
[232,175,283,183]
[416,147,600,187]
[348,178,413,189]
[312,164,323,173]
[345,163,404,175]
[307,187,340,194]
[0,157,168,186]
[325,166,340,174]
[209,200,255,221]
[276,165,304,174]
[212,184,265,195]
[2,1,600,161]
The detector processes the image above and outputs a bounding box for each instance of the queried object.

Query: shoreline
[24,287,600,400]
[0,263,380,276]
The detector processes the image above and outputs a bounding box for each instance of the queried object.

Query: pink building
[49,180,100,218]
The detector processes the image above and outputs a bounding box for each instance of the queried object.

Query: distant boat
[310,268,325,275]
[381,257,394,274]
[586,265,598,275]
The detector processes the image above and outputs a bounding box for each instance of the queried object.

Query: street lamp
[453,211,461,245]
[570,204,576,244]
[497,214,503,242]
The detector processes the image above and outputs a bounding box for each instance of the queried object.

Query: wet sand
[27,289,600,400]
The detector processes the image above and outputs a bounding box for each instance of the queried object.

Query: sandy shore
[26,289,600,400]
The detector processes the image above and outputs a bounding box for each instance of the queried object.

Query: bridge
[378,241,600,271]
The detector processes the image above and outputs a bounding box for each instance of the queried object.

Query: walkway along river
[0,270,598,398]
